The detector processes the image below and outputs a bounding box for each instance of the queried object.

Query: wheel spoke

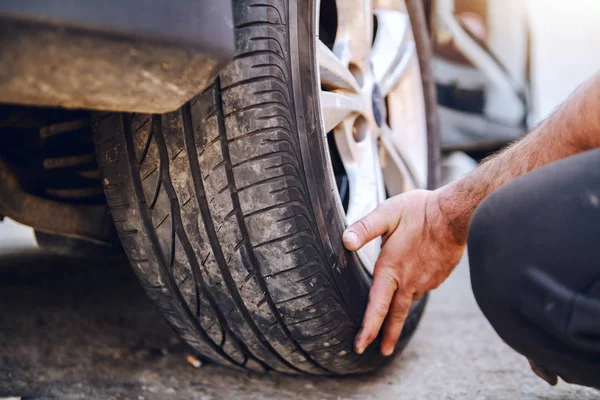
[318,40,361,92]
[333,0,373,70]
[372,9,411,93]
[320,91,366,133]
[384,52,428,187]
[333,118,383,272]
[333,119,383,222]
[380,42,415,96]
[379,124,423,193]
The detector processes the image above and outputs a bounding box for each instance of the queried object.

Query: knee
[467,190,574,360]
[467,190,525,348]
[467,191,509,320]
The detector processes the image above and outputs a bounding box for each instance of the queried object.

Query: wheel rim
[317,0,429,274]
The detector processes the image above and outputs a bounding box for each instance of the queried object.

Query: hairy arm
[343,73,600,356]
[439,73,600,246]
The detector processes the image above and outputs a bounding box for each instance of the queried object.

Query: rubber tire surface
[93,0,436,375]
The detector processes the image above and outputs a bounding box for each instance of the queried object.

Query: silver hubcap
[317,0,428,274]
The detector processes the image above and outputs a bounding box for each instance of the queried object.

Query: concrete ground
[0,220,598,400]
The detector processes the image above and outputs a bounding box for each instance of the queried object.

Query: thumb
[343,206,393,251]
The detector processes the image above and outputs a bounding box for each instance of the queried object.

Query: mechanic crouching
[343,72,600,389]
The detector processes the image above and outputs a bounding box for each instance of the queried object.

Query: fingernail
[382,346,394,357]
[343,231,359,249]
[355,342,365,355]
[354,330,364,354]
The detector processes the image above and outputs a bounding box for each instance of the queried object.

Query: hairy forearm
[437,73,600,245]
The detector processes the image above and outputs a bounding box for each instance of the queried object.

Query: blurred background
[434,0,600,159]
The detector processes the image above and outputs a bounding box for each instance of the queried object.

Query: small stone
[338,350,348,356]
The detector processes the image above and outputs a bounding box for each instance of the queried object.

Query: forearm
[437,73,600,245]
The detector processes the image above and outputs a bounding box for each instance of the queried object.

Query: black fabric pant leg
[468,148,600,389]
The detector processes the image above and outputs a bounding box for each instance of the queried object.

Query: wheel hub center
[371,84,386,127]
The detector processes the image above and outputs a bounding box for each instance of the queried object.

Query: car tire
[92,0,439,375]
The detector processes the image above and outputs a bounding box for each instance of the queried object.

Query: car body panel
[0,0,235,113]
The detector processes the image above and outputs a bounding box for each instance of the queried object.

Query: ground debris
[186,354,203,368]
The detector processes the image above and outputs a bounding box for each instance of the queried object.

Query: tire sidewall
[287,0,438,338]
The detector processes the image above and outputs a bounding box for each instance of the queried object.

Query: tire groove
[234,48,286,63]
[253,87,290,99]
[154,213,169,230]
[248,3,284,24]
[275,211,311,225]
[253,228,312,249]
[264,260,321,279]
[252,62,289,84]
[248,36,286,58]
[137,123,154,166]
[275,288,328,305]
[269,183,306,196]
[224,100,289,118]
[169,212,176,270]
[261,138,302,157]
[148,175,162,210]
[232,148,300,169]
[284,242,321,255]
[288,310,340,327]
[234,20,283,29]
[296,323,345,342]
[243,199,308,219]
[237,173,303,193]
[228,125,292,144]
[222,75,289,96]
[264,160,304,181]
[295,270,329,284]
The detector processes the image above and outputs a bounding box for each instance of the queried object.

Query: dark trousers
[468,149,600,389]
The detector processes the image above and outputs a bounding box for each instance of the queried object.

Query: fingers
[343,205,395,251]
[354,268,397,354]
[380,290,414,356]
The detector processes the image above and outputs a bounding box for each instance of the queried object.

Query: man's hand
[343,189,466,356]
[339,71,600,365]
